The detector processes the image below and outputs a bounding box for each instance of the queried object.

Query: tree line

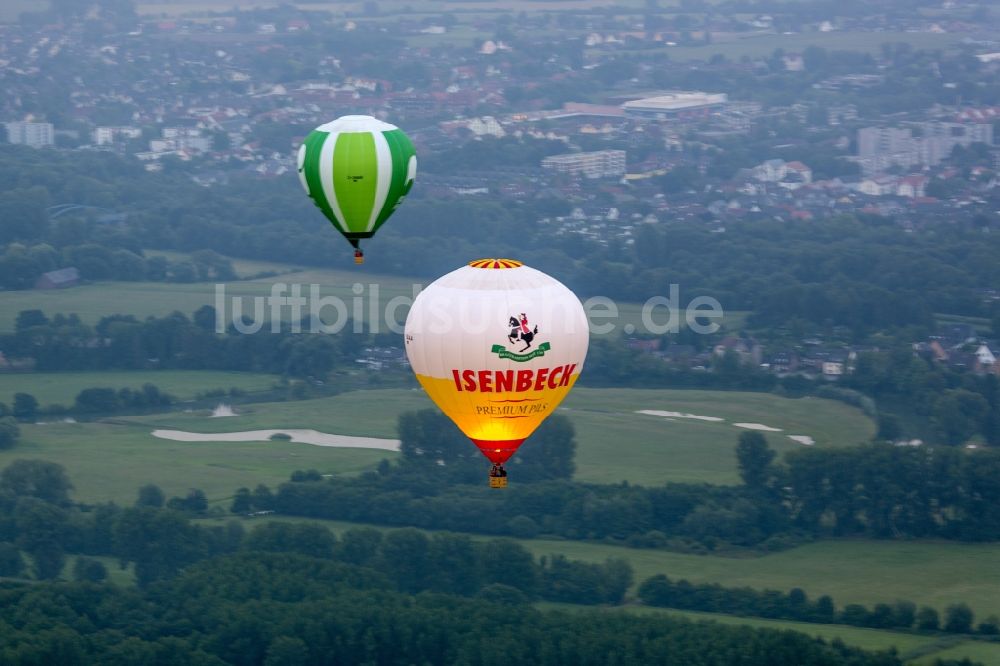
[638,574,997,637]
[845,348,1000,447]
[0,413,19,450]
[0,242,236,290]
[250,417,1000,550]
[5,385,175,422]
[5,308,390,378]
[0,457,631,605]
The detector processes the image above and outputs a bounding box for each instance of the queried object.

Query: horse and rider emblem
[492,312,551,362]
[508,313,538,351]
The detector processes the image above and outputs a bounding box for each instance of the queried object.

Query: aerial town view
[1,0,1000,663]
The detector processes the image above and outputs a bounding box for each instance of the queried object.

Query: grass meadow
[539,602,1000,665]
[5,419,390,505]
[0,252,747,338]
[3,385,873,505]
[0,267,421,333]
[564,387,874,485]
[523,537,1000,621]
[0,370,279,406]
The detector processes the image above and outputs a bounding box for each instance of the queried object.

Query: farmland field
[526,538,1000,622]
[143,250,303,279]
[910,641,1000,666]
[5,419,390,505]
[564,387,874,485]
[123,385,874,487]
[0,370,279,407]
[539,603,1000,665]
[0,385,872,501]
[0,254,747,337]
[0,267,421,333]
[210,513,1000,628]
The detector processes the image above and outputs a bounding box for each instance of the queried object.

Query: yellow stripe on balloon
[413,371,580,444]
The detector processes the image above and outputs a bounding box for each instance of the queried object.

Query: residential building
[5,121,55,147]
[752,159,788,182]
[466,116,505,137]
[896,175,928,198]
[541,149,626,179]
[93,126,142,145]
[856,176,897,197]
[857,126,917,173]
[857,123,995,175]
[750,159,812,188]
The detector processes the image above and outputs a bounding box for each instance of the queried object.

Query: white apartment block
[93,126,142,145]
[541,149,626,179]
[5,121,55,147]
[857,123,994,175]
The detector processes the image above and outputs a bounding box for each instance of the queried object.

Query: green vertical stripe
[372,129,416,233]
[302,131,343,231]
[333,132,377,234]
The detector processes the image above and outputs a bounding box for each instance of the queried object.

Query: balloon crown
[468,259,523,269]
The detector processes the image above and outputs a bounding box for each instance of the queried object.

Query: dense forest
[0,553,911,666]
[0,456,977,666]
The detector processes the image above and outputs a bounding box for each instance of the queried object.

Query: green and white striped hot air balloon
[297,115,416,264]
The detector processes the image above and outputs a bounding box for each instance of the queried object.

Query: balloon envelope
[297,115,416,250]
[404,259,589,463]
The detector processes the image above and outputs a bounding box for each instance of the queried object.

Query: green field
[0,266,422,333]
[1,385,871,503]
[526,538,1000,622]
[143,250,304,279]
[539,603,1000,665]
[126,388,429,438]
[565,387,873,484]
[211,512,1000,630]
[0,259,746,338]
[123,386,874,486]
[936,313,995,336]
[0,370,279,407]
[911,641,1000,666]
[5,419,390,505]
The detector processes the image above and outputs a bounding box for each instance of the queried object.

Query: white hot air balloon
[404,259,589,486]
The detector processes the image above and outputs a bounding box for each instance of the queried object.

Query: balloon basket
[489,476,508,489]
[353,251,364,265]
